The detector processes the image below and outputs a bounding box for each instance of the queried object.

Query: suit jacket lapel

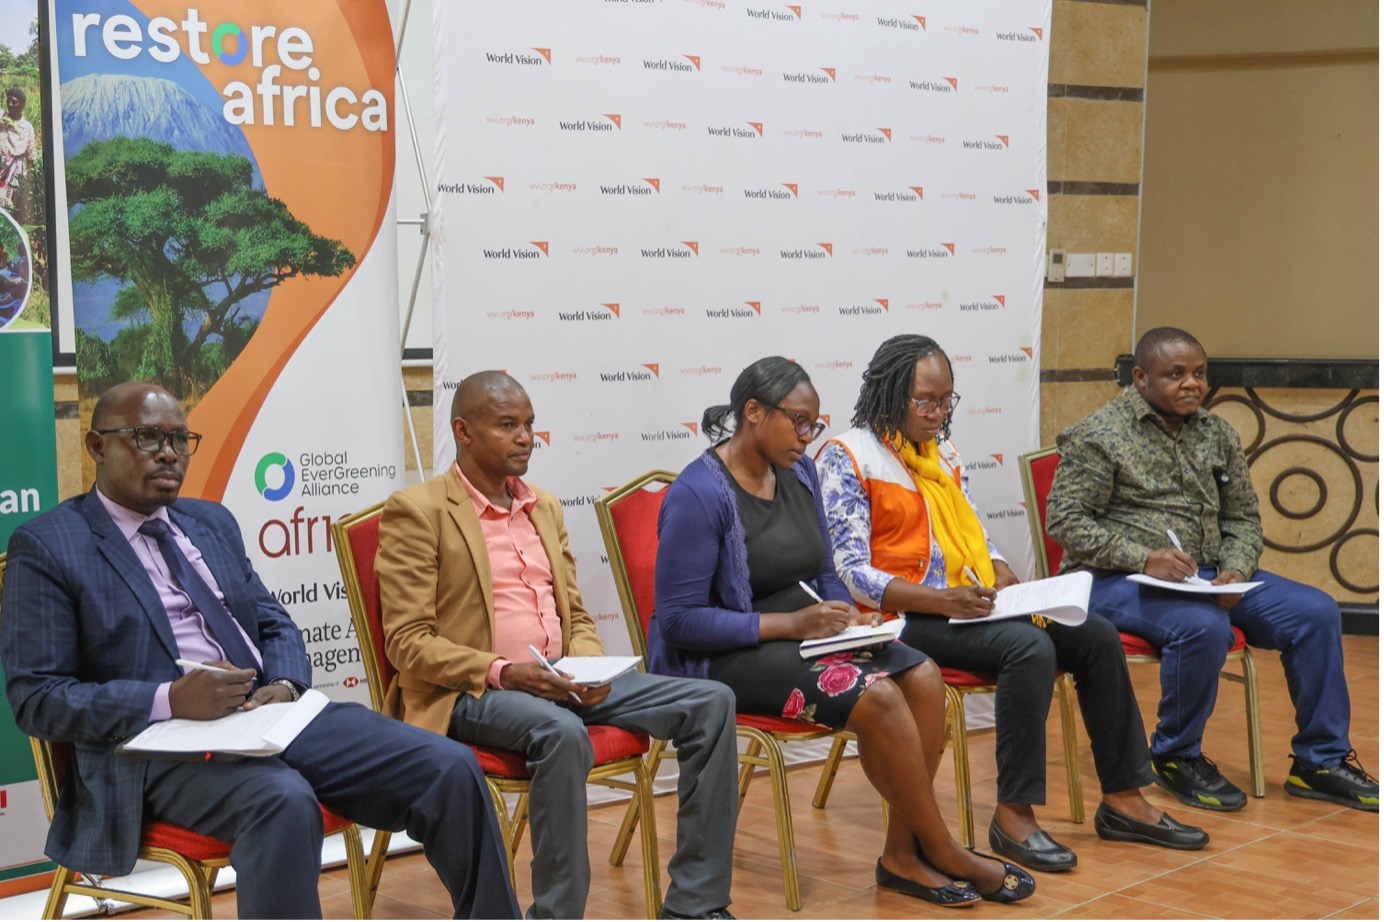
[169,505,263,648]
[81,491,181,663]
[445,473,496,628]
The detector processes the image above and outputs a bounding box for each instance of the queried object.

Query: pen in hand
[177,659,232,674]
[797,580,823,603]
[1165,529,1198,583]
[528,644,582,703]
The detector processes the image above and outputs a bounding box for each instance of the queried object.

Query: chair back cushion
[608,484,669,635]
[1021,449,1065,578]
[339,508,395,692]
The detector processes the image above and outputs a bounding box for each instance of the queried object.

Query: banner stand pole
[393,0,431,481]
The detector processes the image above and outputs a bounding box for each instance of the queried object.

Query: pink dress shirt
[453,464,563,689]
[96,488,263,721]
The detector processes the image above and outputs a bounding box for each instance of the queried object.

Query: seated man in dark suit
[0,382,521,920]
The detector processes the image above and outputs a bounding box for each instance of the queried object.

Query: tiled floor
[102,637,1381,919]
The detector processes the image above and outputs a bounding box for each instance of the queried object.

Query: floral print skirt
[706,639,929,730]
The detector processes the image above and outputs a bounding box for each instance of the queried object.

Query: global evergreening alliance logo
[255,452,295,501]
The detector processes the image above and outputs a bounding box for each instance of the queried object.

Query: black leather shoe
[657,906,735,920]
[874,860,981,908]
[978,860,1036,903]
[1094,802,1209,850]
[988,818,1077,871]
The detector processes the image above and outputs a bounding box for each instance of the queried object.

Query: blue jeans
[1088,567,1352,766]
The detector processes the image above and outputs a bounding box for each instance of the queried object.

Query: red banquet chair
[1019,447,1265,798]
[332,503,663,918]
[0,555,370,920]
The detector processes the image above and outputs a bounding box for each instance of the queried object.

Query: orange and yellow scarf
[888,433,996,588]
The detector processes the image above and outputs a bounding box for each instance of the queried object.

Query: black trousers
[899,612,1153,804]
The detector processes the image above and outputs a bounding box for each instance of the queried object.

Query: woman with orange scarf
[818,335,1208,872]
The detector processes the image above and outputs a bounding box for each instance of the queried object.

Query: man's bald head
[86,381,191,515]
[1134,327,1203,372]
[91,381,179,431]
[451,371,527,422]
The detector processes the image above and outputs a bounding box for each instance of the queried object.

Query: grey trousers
[449,671,738,919]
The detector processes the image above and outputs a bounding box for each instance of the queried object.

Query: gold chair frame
[0,555,370,920]
[594,470,857,912]
[1018,447,1265,799]
[331,505,663,918]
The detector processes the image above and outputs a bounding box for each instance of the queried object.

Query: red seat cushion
[143,805,353,862]
[142,821,233,862]
[470,726,650,779]
[940,667,999,688]
[1120,626,1247,658]
[735,713,834,735]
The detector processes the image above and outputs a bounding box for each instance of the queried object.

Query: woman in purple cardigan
[648,357,1034,907]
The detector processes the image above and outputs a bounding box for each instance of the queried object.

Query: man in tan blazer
[378,371,739,920]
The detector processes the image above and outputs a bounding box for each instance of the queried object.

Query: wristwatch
[269,678,302,701]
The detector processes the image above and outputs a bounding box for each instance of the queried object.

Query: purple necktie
[138,519,259,673]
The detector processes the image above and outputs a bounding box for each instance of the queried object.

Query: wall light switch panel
[1114,253,1132,277]
[1065,253,1096,277]
[1095,252,1114,277]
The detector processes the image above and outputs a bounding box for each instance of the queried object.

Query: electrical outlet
[1095,253,1114,277]
[1114,253,1132,277]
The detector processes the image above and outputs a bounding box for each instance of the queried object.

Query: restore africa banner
[53,0,401,701]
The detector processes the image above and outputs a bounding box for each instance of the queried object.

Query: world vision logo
[598,363,660,383]
[708,121,763,139]
[558,113,621,131]
[993,189,1041,204]
[481,241,548,259]
[782,67,834,84]
[705,301,760,319]
[837,298,889,316]
[841,127,890,144]
[780,242,832,259]
[641,422,700,443]
[988,347,1034,364]
[995,27,1043,42]
[557,302,621,323]
[484,47,551,65]
[599,177,660,195]
[744,182,797,200]
[962,135,1008,151]
[906,242,954,258]
[643,54,701,72]
[878,15,925,31]
[873,186,922,203]
[533,431,550,448]
[909,76,956,92]
[959,294,1005,312]
[640,241,698,258]
[436,176,504,195]
[964,455,1003,472]
[746,5,801,22]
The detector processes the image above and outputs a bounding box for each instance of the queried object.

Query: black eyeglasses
[771,405,828,441]
[908,393,961,416]
[97,426,203,456]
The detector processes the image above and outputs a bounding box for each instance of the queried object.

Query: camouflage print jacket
[1048,386,1262,577]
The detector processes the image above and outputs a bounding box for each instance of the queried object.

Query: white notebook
[119,689,330,759]
[949,571,1092,626]
[550,655,643,686]
[799,619,906,659]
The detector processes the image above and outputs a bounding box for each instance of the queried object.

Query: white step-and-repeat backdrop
[434,0,1050,651]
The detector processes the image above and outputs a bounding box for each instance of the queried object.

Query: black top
[715,453,823,613]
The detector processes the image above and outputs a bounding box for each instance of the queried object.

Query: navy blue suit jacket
[0,490,310,876]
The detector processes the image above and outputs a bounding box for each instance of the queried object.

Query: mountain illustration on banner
[60,73,255,166]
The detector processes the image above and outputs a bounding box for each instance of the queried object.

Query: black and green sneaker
[1285,751,1379,812]
[1151,753,1247,811]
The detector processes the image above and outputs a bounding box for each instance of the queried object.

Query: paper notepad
[1126,573,1263,595]
[799,618,906,659]
[119,689,330,760]
[549,656,643,685]
[949,571,1092,626]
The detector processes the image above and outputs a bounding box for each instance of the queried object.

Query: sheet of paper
[121,689,329,757]
[949,571,1092,626]
[550,655,643,686]
[1126,573,1263,595]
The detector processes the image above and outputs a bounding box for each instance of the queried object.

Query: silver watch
[269,678,302,701]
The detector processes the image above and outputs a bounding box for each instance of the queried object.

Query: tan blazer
[376,471,605,736]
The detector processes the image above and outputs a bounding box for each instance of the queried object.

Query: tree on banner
[67,137,355,398]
